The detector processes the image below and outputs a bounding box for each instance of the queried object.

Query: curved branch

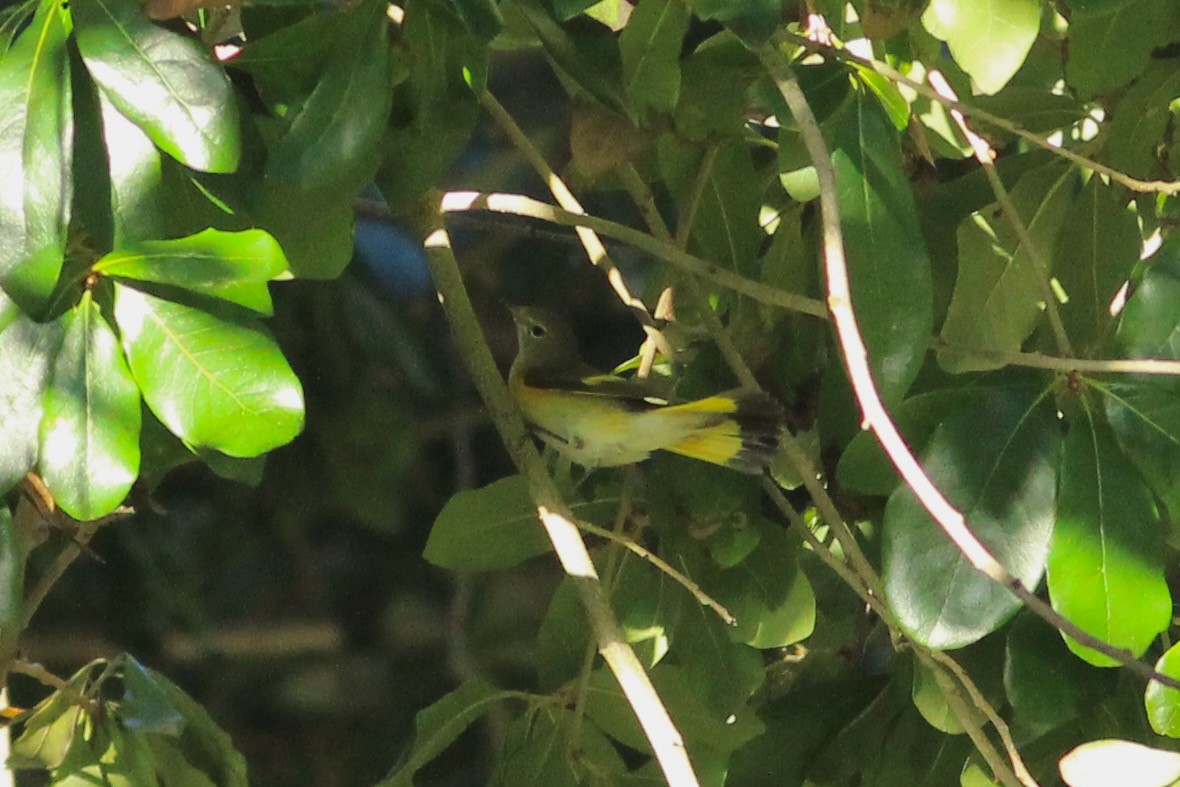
[754,43,1180,693]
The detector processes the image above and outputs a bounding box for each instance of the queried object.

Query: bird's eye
[530,324,546,338]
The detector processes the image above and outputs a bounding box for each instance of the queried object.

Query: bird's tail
[661,391,783,473]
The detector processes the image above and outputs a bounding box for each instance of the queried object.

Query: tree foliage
[3,0,1180,783]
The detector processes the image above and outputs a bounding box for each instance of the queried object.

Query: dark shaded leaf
[826,91,933,403]
[619,0,689,116]
[883,387,1059,648]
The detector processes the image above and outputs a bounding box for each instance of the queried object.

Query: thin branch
[935,340,1180,376]
[754,42,1180,693]
[927,70,1072,358]
[479,89,673,362]
[925,649,1037,787]
[580,520,736,626]
[417,203,698,786]
[923,654,1025,787]
[781,31,1180,196]
[440,191,828,319]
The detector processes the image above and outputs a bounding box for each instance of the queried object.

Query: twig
[927,70,1072,358]
[935,340,1180,376]
[579,521,736,626]
[781,31,1180,196]
[925,649,1037,787]
[417,201,699,786]
[479,89,673,362]
[440,191,828,319]
[923,654,1025,787]
[754,42,1180,692]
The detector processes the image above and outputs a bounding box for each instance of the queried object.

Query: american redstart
[508,306,783,473]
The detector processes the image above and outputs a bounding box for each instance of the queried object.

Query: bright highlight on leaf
[113,283,304,458]
[40,293,141,521]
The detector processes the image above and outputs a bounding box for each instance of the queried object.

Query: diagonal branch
[753,42,1180,694]
[416,199,699,787]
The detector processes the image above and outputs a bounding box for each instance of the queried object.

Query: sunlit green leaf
[39,293,141,521]
[921,0,1041,94]
[113,283,304,457]
[100,92,163,246]
[0,304,62,495]
[1049,406,1170,665]
[883,387,1059,648]
[73,0,240,172]
[1146,644,1180,736]
[826,91,932,403]
[96,229,288,315]
[911,658,964,734]
[1059,740,1180,787]
[0,0,72,314]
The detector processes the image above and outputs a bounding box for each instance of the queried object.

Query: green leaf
[0,0,72,314]
[883,387,1059,648]
[1050,404,1170,667]
[659,137,764,277]
[911,658,964,734]
[674,31,760,140]
[10,661,96,770]
[73,0,241,173]
[379,678,507,786]
[1100,251,1180,513]
[0,507,21,634]
[1054,175,1140,352]
[143,665,249,786]
[745,567,815,649]
[584,665,764,754]
[971,87,1089,142]
[826,91,933,403]
[113,282,304,458]
[921,0,1041,94]
[120,656,185,736]
[938,163,1078,372]
[537,576,589,690]
[252,184,355,280]
[1065,0,1171,97]
[838,387,992,496]
[619,0,689,116]
[1004,612,1091,732]
[510,0,627,114]
[39,293,141,521]
[443,0,504,41]
[377,1,482,214]
[1059,740,1180,787]
[492,708,626,786]
[1104,61,1180,180]
[266,0,393,191]
[683,0,779,44]
[96,229,289,316]
[0,306,62,495]
[100,92,164,246]
[1146,643,1180,736]
[424,475,619,571]
[144,737,218,787]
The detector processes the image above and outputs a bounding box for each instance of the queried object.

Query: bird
[507,306,783,473]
